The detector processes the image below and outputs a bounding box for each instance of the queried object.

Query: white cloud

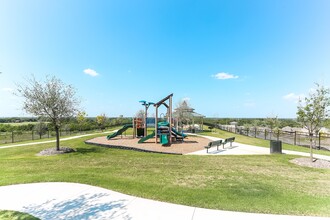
[83,68,99,77]
[1,87,13,92]
[212,72,239,80]
[283,93,304,102]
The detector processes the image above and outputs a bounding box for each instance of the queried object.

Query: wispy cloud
[283,93,304,102]
[244,100,256,107]
[212,72,239,80]
[83,68,99,77]
[1,87,13,92]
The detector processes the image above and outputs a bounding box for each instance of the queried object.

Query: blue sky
[0,0,329,118]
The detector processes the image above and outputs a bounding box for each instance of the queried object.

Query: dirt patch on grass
[290,158,330,169]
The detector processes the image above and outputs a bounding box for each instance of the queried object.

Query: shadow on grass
[23,192,131,220]
[75,147,104,154]
[207,145,239,154]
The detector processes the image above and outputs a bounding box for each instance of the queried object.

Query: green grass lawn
[0,210,40,220]
[200,128,330,156]
[0,133,329,217]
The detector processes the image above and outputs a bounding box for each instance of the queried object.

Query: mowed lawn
[0,134,330,217]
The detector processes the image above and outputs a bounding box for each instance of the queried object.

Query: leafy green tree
[17,75,80,151]
[76,111,87,131]
[34,121,48,138]
[96,113,107,131]
[297,84,330,162]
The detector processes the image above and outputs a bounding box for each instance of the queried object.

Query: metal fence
[217,125,330,151]
[0,128,108,145]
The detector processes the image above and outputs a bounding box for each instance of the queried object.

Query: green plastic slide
[171,127,187,138]
[160,134,169,145]
[138,130,155,143]
[107,124,133,140]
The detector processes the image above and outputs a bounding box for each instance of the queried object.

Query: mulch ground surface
[85,135,210,155]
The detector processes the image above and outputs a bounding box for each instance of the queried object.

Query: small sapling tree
[266,115,280,140]
[297,84,330,162]
[17,75,80,151]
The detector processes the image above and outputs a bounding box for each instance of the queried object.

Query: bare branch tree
[16,75,80,150]
[135,109,145,119]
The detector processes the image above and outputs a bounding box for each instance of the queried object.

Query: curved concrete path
[187,135,330,161]
[0,130,115,149]
[0,182,328,220]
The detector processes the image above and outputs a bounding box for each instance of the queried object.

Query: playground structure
[106,118,144,140]
[107,93,187,146]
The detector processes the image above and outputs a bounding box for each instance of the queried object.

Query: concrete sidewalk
[0,182,328,220]
[187,135,330,161]
[0,130,115,149]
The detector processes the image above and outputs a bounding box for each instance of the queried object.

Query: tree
[76,111,87,131]
[135,109,145,119]
[34,120,48,138]
[96,113,107,131]
[17,75,80,151]
[297,84,330,162]
[265,115,280,140]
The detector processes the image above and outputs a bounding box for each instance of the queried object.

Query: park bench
[222,137,235,148]
[205,140,222,153]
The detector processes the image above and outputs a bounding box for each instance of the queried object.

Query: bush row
[0,117,132,132]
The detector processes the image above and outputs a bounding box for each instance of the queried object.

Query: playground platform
[85,135,209,155]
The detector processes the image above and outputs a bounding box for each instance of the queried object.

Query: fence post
[255,127,257,138]
[247,128,249,136]
[277,130,280,141]
[319,133,321,150]
[294,131,297,145]
[12,131,14,143]
[264,129,267,140]
[32,130,34,140]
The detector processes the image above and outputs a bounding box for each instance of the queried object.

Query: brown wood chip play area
[85,135,209,155]
[85,94,208,155]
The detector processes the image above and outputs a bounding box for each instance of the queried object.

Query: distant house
[229,122,238,126]
[282,126,293,132]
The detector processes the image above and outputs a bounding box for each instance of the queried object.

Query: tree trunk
[55,126,60,151]
[309,134,314,163]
